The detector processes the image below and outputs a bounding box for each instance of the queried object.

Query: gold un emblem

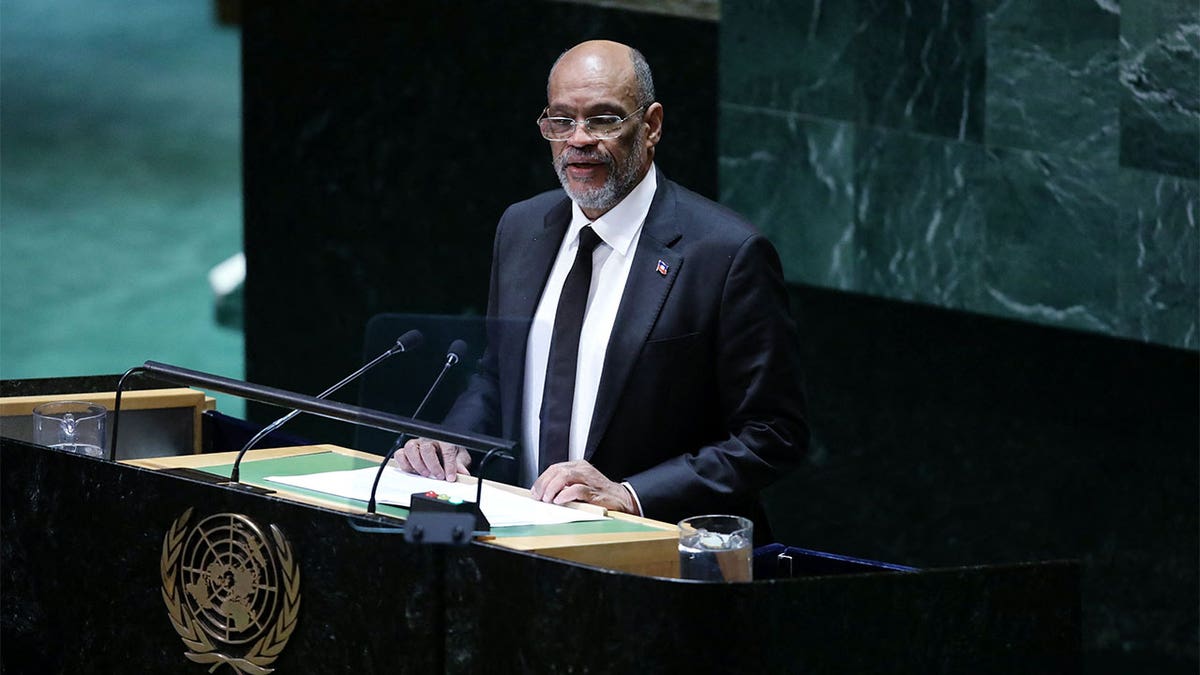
[161,508,301,674]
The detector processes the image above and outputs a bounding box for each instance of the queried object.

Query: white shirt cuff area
[621,481,644,517]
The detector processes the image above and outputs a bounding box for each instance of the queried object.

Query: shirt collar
[568,164,657,257]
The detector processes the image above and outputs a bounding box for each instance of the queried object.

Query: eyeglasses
[537,106,646,141]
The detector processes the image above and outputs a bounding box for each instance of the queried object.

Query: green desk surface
[205,451,662,538]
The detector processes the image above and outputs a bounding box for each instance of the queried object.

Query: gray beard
[554,138,646,214]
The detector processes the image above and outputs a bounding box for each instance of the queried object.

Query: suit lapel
[498,196,572,438]
[508,196,572,324]
[585,180,683,459]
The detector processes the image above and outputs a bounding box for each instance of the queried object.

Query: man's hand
[530,460,636,514]
[391,438,471,482]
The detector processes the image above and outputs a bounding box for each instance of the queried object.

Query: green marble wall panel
[986,0,1120,163]
[981,149,1122,335]
[1119,0,1200,179]
[1116,170,1199,348]
[855,128,986,308]
[719,104,856,289]
[720,0,1200,351]
[855,0,987,141]
[720,0,857,121]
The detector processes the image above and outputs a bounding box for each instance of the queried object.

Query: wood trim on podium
[0,387,211,415]
[123,444,681,577]
[0,388,213,454]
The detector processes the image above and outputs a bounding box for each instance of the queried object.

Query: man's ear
[644,101,664,148]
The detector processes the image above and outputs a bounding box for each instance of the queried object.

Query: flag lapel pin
[656,259,669,276]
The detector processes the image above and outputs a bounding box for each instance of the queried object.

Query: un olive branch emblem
[161,508,301,674]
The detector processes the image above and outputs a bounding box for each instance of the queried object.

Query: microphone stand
[470,447,514,527]
[229,330,422,484]
[366,342,463,514]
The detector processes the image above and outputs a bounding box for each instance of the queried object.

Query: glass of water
[33,401,107,458]
[678,514,753,582]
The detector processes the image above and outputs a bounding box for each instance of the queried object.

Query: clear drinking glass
[33,401,107,458]
[678,514,753,582]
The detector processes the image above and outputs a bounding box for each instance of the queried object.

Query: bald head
[548,40,656,109]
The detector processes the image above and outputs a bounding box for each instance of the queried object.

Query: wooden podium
[1,386,1081,674]
[124,444,682,578]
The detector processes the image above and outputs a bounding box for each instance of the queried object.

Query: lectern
[1,380,1080,674]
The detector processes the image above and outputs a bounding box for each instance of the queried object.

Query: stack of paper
[264,466,608,528]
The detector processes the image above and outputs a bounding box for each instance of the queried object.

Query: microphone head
[446,339,469,366]
[395,329,425,353]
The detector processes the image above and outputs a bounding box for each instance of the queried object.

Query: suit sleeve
[624,233,809,521]
[440,212,507,437]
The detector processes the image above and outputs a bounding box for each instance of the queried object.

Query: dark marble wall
[720,0,1199,351]
[242,0,717,445]
[715,2,1195,667]
[776,284,1197,674]
[720,2,1199,672]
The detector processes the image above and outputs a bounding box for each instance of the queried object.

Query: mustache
[556,148,613,168]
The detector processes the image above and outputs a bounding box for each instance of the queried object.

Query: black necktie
[539,226,603,473]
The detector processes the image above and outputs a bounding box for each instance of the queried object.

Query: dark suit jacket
[444,176,808,531]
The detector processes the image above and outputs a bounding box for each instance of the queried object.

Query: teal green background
[720,0,1199,350]
[0,0,245,413]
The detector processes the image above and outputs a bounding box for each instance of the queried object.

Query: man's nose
[566,122,599,146]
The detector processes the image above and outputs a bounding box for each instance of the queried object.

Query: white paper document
[264,466,608,528]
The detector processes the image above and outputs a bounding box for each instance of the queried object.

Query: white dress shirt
[520,165,658,489]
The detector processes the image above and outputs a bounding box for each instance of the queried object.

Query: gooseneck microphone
[227,329,424,484]
[366,339,468,514]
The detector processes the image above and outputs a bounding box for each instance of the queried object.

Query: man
[396,40,807,534]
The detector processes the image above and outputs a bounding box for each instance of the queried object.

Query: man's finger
[530,464,564,500]
[537,467,574,503]
[393,449,416,474]
[400,439,432,477]
[553,483,591,505]
[452,448,472,477]
[419,441,446,480]
[440,445,461,482]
